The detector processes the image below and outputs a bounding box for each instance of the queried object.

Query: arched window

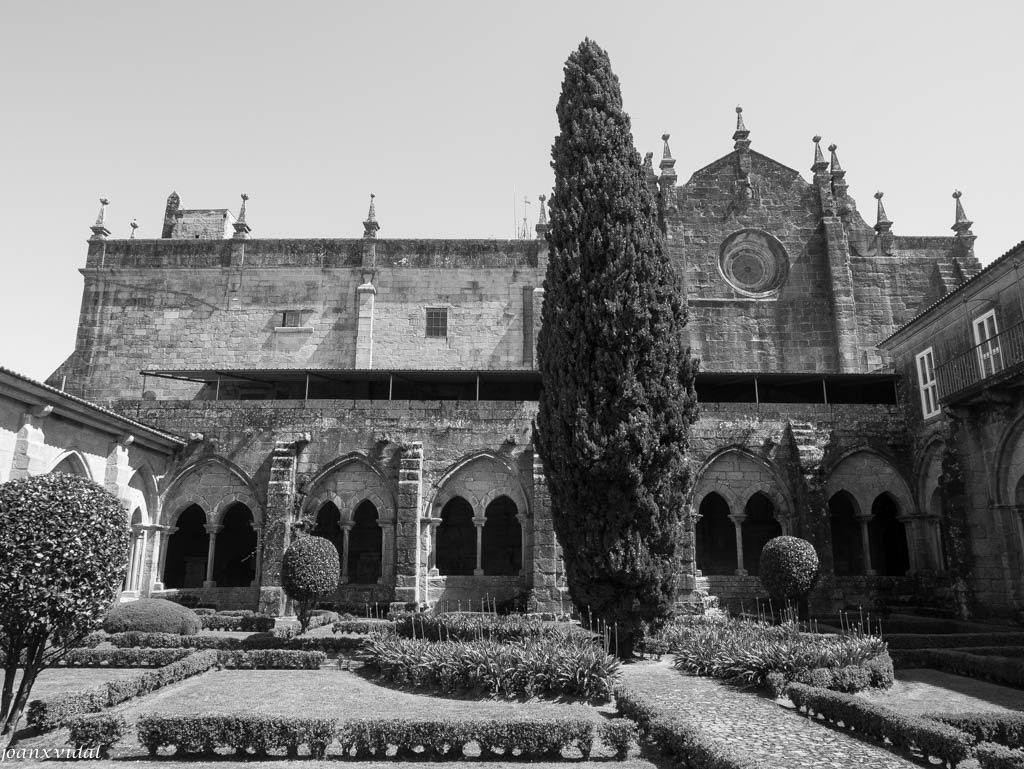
[213,503,257,587]
[829,491,863,576]
[436,497,476,576]
[741,493,781,576]
[695,493,734,575]
[348,501,382,584]
[869,494,909,577]
[164,505,209,589]
[481,496,521,576]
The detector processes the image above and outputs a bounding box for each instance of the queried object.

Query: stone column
[379,521,395,584]
[340,522,353,583]
[517,513,527,576]
[355,279,376,368]
[427,518,442,574]
[126,526,146,592]
[473,516,485,576]
[900,516,921,573]
[203,524,222,588]
[729,513,747,576]
[250,523,264,588]
[104,435,133,498]
[393,442,423,606]
[154,526,177,591]
[855,514,875,575]
[260,444,298,615]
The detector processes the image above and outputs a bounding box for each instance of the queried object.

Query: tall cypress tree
[534,39,698,658]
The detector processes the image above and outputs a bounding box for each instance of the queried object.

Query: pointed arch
[994,413,1024,507]
[688,446,793,524]
[211,490,263,526]
[306,452,396,523]
[161,456,259,528]
[47,450,92,480]
[124,465,159,526]
[428,450,530,519]
[826,448,915,519]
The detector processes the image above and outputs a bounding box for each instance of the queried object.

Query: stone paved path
[620,658,922,769]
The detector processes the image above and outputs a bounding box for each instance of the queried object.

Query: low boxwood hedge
[66,714,129,759]
[977,742,1024,769]
[787,682,974,766]
[56,648,193,668]
[332,620,391,635]
[615,685,759,769]
[927,712,1024,750]
[884,632,1024,650]
[891,649,1024,687]
[218,650,325,670]
[107,631,364,654]
[27,650,220,731]
[133,714,635,760]
[200,614,276,632]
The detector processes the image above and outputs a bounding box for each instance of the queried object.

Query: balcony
[935,320,1024,404]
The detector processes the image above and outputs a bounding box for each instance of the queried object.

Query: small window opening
[426,308,448,338]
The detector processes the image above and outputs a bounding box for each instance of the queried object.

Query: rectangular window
[425,308,448,338]
[281,310,301,328]
[973,309,1002,378]
[916,348,939,419]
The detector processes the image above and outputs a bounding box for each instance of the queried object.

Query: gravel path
[619,658,922,769]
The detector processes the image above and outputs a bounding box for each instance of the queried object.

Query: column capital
[472,516,487,527]
[728,513,747,525]
[204,523,224,535]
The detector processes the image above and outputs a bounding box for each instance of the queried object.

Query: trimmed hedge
[304,610,341,631]
[393,613,579,643]
[27,650,220,731]
[56,648,193,668]
[103,598,202,636]
[884,632,1024,650]
[134,715,635,760]
[787,682,974,766]
[200,614,276,632]
[977,742,1024,769]
[137,714,336,758]
[928,712,1024,750]
[615,685,760,769]
[107,631,364,654]
[333,620,391,635]
[218,650,325,670]
[364,634,619,701]
[66,714,129,759]
[788,653,894,693]
[892,648,1024,687]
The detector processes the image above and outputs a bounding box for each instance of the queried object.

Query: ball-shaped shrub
[103,598,202,635]
[282,535,340,632]
[759,536,820,604]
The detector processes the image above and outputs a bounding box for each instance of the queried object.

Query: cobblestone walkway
[619,659,922,769]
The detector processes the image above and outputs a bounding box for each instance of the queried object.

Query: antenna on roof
[518,196,532,239]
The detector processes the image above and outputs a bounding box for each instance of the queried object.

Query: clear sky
[2,0,1020,382]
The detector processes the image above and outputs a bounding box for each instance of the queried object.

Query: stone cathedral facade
[22,108,1021,619]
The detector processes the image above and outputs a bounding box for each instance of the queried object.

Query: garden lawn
[7,667,143,700]
[858,668,1024,716]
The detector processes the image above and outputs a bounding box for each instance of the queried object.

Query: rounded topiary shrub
[759,536,820,615]
[282,535,340,632]
[103,598,202,636]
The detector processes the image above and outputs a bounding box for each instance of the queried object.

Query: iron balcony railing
[935,320,1024,402]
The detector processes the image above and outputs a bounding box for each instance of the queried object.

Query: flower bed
[363,634,619,701]
[661,618,888,691]
[27,650,220,731]
[615,685,760,769]
[134,714,634,760]
[891,648,1024,687]
[787,682,974,766]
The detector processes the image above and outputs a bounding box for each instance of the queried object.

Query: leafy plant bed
[787,682,975,766]
[364,634,619,700]
[658,617,889,691]
[134,714,636,760]
[891,649,1024,687]
[392,612,584,643]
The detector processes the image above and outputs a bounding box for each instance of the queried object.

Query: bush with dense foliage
[533,38,698,659]
[927,712,1024,750]
[976,742,1024,769]
[661,617,889,690]
[27,650,219,731]
[0,473,131,749]
[392,613,582,643]
[66,713,128,758]
[333,620,390,635]
[282,536,340,632]
[787,682,974,766]
[758,536,819,617]
[200,613,275,632]
[137,714,336,758]
[615,686,760,769]
[218,650,325,670]
[106,630,365,654]
[103,599,202,636]
[364,633,619,701]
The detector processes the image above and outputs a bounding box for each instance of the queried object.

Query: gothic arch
[993,414,1024,507]
[689,447,793,526]
[47,450,93,480]
[826,448,916,520]
[210,490,263,526]
[306,452,396,522]
[164,494,213,527]
[915,437,946,512]
[428,450,529,519]
[124,465,159,526]
[162,455,259,525]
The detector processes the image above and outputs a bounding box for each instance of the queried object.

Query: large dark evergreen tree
[534,39,698,658]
